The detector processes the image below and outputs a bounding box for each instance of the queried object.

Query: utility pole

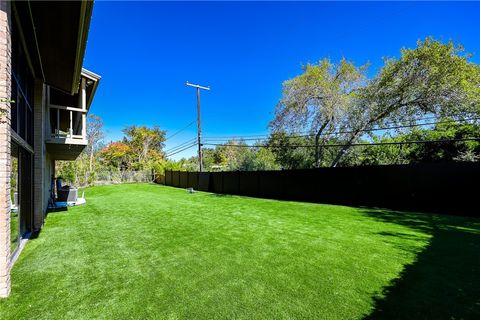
[186,81,210,172]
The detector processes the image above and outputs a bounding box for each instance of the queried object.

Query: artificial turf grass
[0,183,478,319]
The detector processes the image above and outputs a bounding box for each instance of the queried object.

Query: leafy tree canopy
[271,38,480,167]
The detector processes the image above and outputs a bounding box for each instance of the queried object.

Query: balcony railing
[44,77,95,160]
[47,77,88,143]
[47,104,87,142]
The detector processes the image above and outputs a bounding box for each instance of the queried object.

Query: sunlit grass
[0,184,478,319]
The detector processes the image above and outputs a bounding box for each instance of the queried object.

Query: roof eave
[71,1,94,95]
[82,68,101,110]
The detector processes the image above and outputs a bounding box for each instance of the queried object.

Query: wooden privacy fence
[160,162,479,216]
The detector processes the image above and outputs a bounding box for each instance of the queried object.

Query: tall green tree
[270,58,368,167]
[212,139,249,170]
[202,148,227,171]
[86,114,105,173]
[401,121,480,163]
[198,141,280,171]
[250,146,281,171]
[122,125,166,169]
[331,38,480,166]
[99,142,132,170]
[268,133,315,169]
[272,38,480,168]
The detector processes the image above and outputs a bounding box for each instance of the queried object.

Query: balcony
[45,76,86,160]
[45,104,87,160]
[45,70,100,160]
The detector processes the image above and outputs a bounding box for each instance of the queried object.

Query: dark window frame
[10,7,35,147]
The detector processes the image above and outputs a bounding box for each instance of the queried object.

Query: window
[10,11,34,147]
[10,144,19,253]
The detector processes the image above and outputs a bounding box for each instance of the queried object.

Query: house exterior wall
[0,1,98,298]
[44,152,53,215]
[33,79,46,231]
[0,0,11,298]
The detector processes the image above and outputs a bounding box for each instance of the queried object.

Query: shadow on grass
[362,209,480,319]
[209,193,234,198]
[46,207,68,213]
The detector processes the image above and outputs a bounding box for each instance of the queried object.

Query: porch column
[0,0,11,298]
[81,78,86,137]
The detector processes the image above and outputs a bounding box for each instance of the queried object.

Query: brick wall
[0,0,11,298]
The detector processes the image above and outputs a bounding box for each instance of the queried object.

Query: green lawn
[10,210,18,252]
[1,184,479,319]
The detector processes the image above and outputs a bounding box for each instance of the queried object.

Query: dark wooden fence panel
[223,172,240,194]
[210,172,223,193]
[155,175,165,184]
[173,171,180,187]
[160,163,480,216]
[258,170,285,199]
[179,171,188,188]
[238,171,259,196]
[187,172,199,189]
[165,171,172,185]
[198,172,210,191]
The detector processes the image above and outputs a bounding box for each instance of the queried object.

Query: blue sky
[83,1,479,159]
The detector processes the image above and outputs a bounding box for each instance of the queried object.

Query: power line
[165,139,196,154]
[164,138,197,154]
[165,117,479,155]
[204,137,480,149]
[203,117,480,142]
[166,144,197,157]
[204,117,480,141]
[165,121,196,141]
[165,138,196,153]
[165,143,198,157]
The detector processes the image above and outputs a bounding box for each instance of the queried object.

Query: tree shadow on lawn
[362,209,480,320]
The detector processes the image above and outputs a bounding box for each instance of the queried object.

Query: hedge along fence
[161,162,480,216]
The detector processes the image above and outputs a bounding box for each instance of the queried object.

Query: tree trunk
[315,136,328,168]
[314,120,330,168]
[89,150,94,173]
[329,99,410,167]
[315,134,321,168]
[330,132,361,167]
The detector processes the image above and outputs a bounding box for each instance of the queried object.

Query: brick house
[0,1,100,297]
